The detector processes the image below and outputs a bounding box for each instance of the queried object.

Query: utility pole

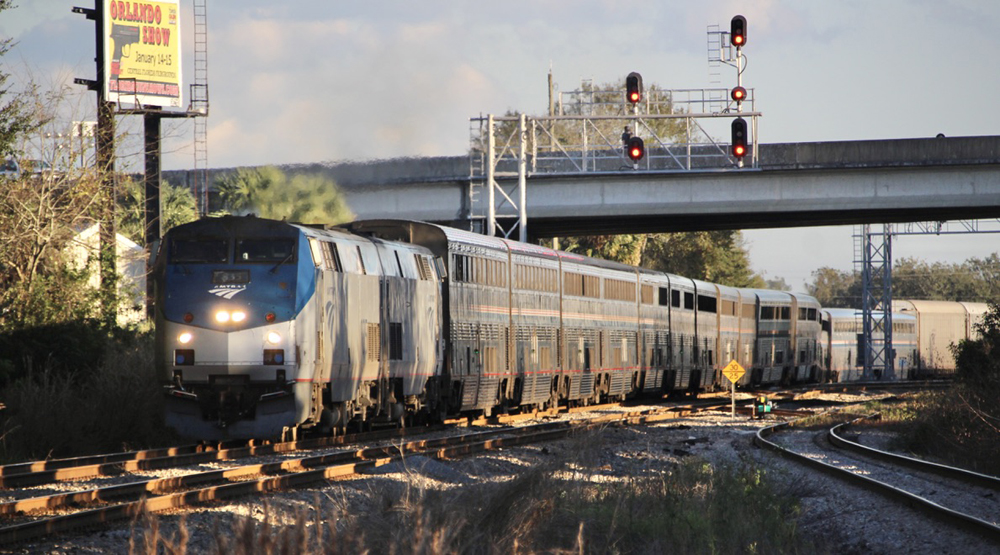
[144,110,161,320]
[74,3,118,327]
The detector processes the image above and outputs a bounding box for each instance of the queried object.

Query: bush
[896,303,1000,475]
[0,327,174,462]
[0,319,119,387]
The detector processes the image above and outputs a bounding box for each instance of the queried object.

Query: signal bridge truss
[854,219,1000,381]
[469,89,759,241]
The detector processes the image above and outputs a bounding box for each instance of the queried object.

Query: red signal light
[625,72,643,105]
[731,15,747,48]
[627,136,645,162]
[731,86,747,102]
[731,117,748,159]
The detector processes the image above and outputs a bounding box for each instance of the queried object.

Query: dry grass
[892,390,1000,475]
[0,332,175,462]
[129,429,812,554]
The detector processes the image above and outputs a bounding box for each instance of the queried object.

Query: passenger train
[154,216,988,440]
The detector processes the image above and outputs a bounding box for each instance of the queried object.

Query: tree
[559,231,765,288]
[0,0,37,158]
[939,302,1000,473]
[559,234,647,267]
[806,254,1000,309]
[763,276,792,292]
[554,80,696,148]
[0,170,103,328]
[807,267,861,308]
[640,231,765,287]
[214,166,353,225]
[117,177,198,244]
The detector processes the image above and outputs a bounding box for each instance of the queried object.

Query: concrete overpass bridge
[169,135,1000,240]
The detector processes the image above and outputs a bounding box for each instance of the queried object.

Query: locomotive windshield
[170,238,229,263]
[236,238,296,263]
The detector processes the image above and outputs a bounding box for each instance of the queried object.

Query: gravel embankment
[9,391,996,554]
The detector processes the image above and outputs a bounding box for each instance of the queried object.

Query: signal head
[731,15,747,47]
[627,136,645,162]
[731,117,748,159]
[625,72,643,105]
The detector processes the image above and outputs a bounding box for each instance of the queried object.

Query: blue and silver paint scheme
[156,217,312,440]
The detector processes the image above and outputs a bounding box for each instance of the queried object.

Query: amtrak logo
[208,285,246,299]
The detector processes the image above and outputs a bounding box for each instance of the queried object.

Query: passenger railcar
[791,293,823,383]
[895,300,988,376]
[165,216,982,441]
[821,309,917,381]
[751,290,793,385]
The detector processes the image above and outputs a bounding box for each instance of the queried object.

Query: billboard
[104,0,182,108]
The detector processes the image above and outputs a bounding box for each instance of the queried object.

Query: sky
[3,0,1000,290]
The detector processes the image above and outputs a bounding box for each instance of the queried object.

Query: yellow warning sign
[723,360,746,384]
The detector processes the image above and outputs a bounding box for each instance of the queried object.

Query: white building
[66,223,147,325]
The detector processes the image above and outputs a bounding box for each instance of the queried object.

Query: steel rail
[0,401,733,545]
[829,414,1000,491]
[0,427,419,489]
[755,419,1000,544]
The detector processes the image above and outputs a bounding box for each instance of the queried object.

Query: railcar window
[583,275,600,298]
[641,284,653,305]
[799,308,808,320]
[394,251,405,277]
[170,238,228,263]
[780,307,791,320]
[236,238,296,264]
[323,243,343,271]
[684,292,694,310]
[808,308,818,320]
[760,306,776,320]
[697,294,717,313]
[308,239,324,268]
[389,322,403,360]
[671,289,681,308]
[356,246,367,274]
[658,287,669,306]
[565,272,584,296]
[606,278,636,302]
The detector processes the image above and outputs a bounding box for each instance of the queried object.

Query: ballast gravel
[9,390,997,554]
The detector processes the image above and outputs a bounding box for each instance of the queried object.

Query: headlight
[266,331,282,345]
[232,310,247,323]
[215,310,230,323]
[178,332,193,344]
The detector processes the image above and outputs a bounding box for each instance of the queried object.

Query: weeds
[130,430,811,554]
[0,329,175,462]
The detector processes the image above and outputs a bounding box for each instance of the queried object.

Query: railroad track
[0,399,751,545]
[755,413,1000,544]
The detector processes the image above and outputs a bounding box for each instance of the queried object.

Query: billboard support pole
[74,2,118,327]
[144,110,162,320]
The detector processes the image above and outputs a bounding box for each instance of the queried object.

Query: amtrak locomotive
[155,216,982,440]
